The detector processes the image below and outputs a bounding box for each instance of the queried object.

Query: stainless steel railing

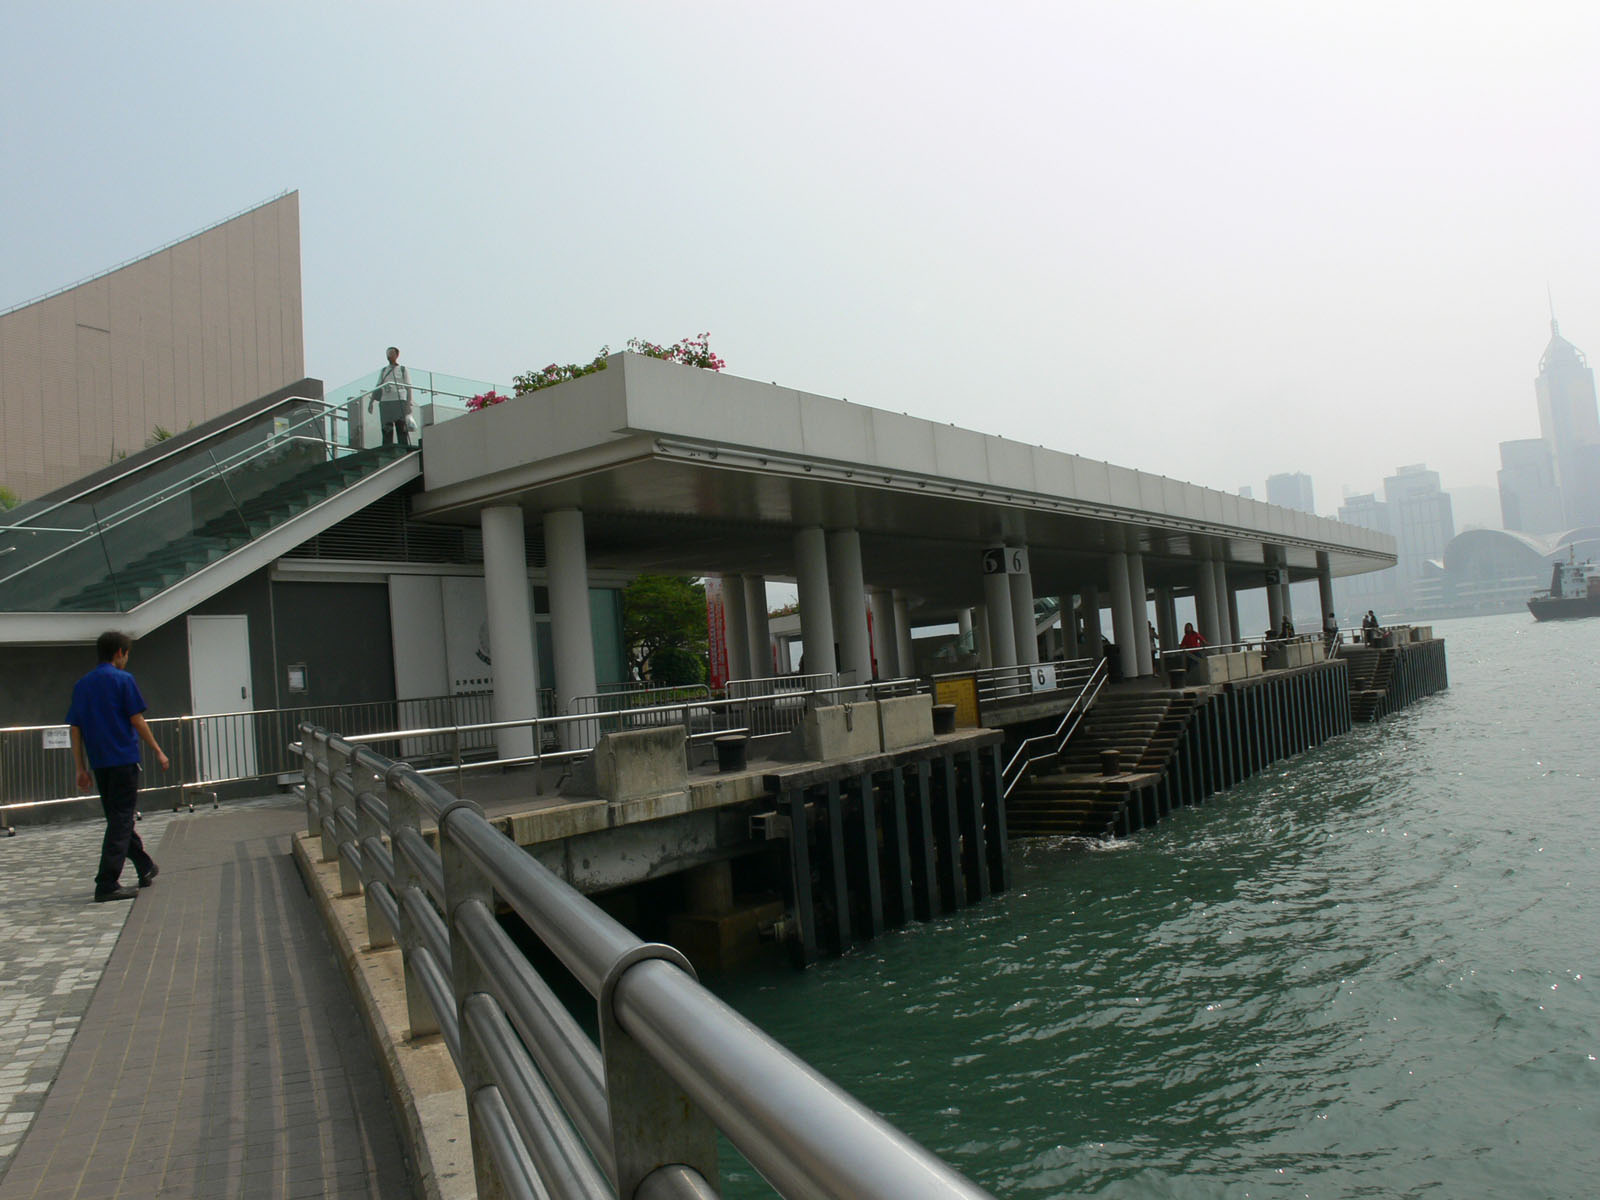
[299,725,995,1199]
[998,659,1107,798]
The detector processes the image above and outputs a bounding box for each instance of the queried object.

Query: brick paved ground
[0,798,414,1199]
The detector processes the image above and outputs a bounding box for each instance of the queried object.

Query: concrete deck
[0,797,413,1199]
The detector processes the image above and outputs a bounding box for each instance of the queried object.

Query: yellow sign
[934,676,980,728]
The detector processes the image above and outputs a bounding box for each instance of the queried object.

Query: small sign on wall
[933,676,981,728]
[41,727,72,751]
[1031,663,1057,691]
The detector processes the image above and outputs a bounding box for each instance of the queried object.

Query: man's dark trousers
[94,763,153,896]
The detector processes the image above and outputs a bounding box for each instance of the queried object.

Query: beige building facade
[0,192,304,502]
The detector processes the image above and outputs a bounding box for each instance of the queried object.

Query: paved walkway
[0,798,413,1199]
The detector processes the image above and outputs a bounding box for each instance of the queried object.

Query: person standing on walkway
[367,345,414,447]
[67,631,167,902]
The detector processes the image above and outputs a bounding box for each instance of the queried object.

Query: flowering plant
[465,389,512,412]
[626,332,725,371]
[512,348,612,396]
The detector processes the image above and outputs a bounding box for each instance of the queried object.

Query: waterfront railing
[998,658,1108,797]
[297,725,996,1200]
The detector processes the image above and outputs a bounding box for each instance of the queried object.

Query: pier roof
[413,353,1394,613]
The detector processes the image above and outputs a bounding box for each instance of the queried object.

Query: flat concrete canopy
[413,353,1393,617]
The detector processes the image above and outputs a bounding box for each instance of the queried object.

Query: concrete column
[1007,552,1039,665]
[1063,594,1082,659]
[1195,564,1220,644]
[1128,552,1152,676]
[1155,587,1177,662]
[1081,586,1103,648]
[974,605,992,669]
[869,588,896,679]
[743,575,772,678]
[983,568,1017,668]
[545,509,597,748]
[1212,560,1235,646]
[893,591,915,678]
[1107,552,1138,680]
[793,526,836,676]
[480,505,539,762]
[957,607,973,639]
[1317,551,1336,628]
[826,529,873,682]
[722,575,751,683]
[1226,585,1241,649]
[1266,564,1285,637]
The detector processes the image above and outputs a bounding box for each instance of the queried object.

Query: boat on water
[1527,556,1600,621]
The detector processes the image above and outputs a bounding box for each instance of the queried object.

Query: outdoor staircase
[1339,646,1395,722]
[1007,689,1197,838]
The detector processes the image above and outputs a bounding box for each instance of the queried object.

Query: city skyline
[7,5,1600,505]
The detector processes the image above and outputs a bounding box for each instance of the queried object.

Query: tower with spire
[1498,317,1600,532]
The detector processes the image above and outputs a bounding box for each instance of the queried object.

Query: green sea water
[713,613,1599,1198]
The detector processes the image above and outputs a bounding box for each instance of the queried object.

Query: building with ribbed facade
[1499,319,1600,533]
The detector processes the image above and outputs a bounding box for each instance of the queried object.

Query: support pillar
[893,591,915,678]
[869,588,896,679]
[794,527,836,677]
[1211,560,1235,646]
[1195,563,1221,645]
[722,574,751,683]
[1108,552,1138,681]
[743,575,773,678]
[1128,551,1152,676]
[1007,549,1039,666]
[974,605,992,669]
[1266,561,1285,639]
[1063,594,1082,660]
[1317,552,1336,632]
[545,508,597,748]
[1081,585,1103,649]
[982,567,1017,668]
[1155,587,1177,662]
[480,505,538,762]
[826,529,873,683]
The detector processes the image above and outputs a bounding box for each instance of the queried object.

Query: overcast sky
[6,2,1599,518]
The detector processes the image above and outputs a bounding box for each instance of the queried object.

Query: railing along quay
[298,725,997,1200]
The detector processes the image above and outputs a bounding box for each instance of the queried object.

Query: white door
[188,614,257,782]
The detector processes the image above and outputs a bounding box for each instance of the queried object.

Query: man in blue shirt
[66,631,169,902]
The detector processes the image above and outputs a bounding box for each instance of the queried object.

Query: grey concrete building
[0,193,304,503]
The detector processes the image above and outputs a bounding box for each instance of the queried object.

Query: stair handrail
[999,657,1108,799]
[0,403,365,596]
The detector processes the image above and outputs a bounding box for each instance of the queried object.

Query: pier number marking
[983,547,1029,575]
[1264,567,1285,585]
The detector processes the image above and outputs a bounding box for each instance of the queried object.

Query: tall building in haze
[1266,471,1315,514]
[1498,319,1600,532]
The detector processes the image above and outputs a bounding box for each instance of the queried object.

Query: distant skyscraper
[1499,319,1600,531]
[1238,485,1254,500]
[1497,438,1563,532]
[1334,465,1454,616]
[1266,471,1315,514]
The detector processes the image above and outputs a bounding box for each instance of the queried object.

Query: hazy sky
[6,2,1600,516]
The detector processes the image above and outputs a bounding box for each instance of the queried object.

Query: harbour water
[715,613,1598,1198]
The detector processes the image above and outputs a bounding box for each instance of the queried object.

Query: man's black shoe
[139,863,159,887]
[94,887,138,902]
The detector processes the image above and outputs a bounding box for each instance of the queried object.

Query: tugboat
[1527,554,1600,621]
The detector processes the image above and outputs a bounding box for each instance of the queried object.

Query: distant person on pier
[1178,622,1206,672]
[1101,635,1122,682]
[1323,612,1339,649]
[1361,610,1380,645]
[368,345,414,447]
[1279,616,1294,639]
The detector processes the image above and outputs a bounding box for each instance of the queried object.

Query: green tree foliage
[623,575,707,684]
[0,485,17,511]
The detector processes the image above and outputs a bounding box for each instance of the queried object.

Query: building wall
[0,194,304,503]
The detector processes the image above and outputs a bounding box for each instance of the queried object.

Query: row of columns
[479,502,1346,761]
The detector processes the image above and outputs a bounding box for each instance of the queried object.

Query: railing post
[352,754,394,950]
[600,946,721,1196]
[385,763,440,1042]
[437,799,511,1200]
[329,745,363,898]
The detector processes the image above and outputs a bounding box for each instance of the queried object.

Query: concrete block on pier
[1236,650,1263,678]
[1188,654,1228,684]
[801,700,882,761]
[878,694,934,750]
[594,725,688,801]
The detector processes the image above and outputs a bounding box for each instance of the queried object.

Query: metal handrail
[299,724,995,1199]
[999,659,1108,798]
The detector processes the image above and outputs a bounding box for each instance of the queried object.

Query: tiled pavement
[0,798,414,1198]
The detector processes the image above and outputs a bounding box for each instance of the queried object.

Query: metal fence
[298,726,995,1200]
[0,691,495,829]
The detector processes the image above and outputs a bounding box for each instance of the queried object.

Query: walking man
[67,631,168,902]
